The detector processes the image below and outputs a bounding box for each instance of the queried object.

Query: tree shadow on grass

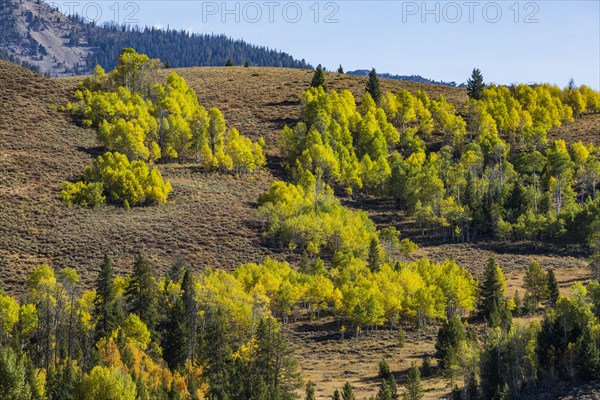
[76,145,104,158]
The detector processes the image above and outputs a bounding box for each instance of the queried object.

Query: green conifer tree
[466,68,485,100]
[162,296,187,370]
[368,238,381,272]
[547,269,560,307]
[0,347,31,399]
[403,363,423,400]
[311,64,327,90]
[332,389,342,400]
[342,382,355,400]
[421,356,432,378]
[435,316,466,370]
[305,381,316,400]
[365,68,382,104]
[125,253,159,335]
[480,257,511,329]
[575,325,600,380]
[377,380,393,400]
[181,268,198,363]
[93,254,123,342]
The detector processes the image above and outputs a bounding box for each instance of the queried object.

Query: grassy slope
[1,61,598,397]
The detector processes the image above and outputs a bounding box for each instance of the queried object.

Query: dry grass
[286,318,447,399]
[1,61,598,398]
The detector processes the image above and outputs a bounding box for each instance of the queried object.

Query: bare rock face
[0,0,92,75]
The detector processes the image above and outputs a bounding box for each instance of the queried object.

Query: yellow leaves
[0,294,19,335]
[285,87,398,191]
[223,128,265,174]
[570,141,590,166]
[196,270,256,334]
[86,151,172,206]
[122,314,151,350]
[18,303,38,338]
[360,154,391,194]
[82,365,137,400]
[60,181,105,207]
[232,338,258,362]
[406,150,426,167]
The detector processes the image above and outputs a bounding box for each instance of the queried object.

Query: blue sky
[54,1,600,88]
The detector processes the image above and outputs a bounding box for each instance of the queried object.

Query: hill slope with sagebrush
[0,60,472,293]
[0,62,600,290]
[1,59,597,294]
[2,59,600,398]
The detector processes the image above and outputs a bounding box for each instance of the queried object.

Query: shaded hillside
[80,21,311,72]
[1,61,598,297]
[0,0,310,76]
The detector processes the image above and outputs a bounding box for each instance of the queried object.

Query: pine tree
[466,68,485,100]
[547,269,560,307]
[397,327,406,348]
[254,317,302,399]
[575,324,600,380]
[225,58,234,66]
[0,347,31,399]
[368,238,381,272]
[201,308,234,399]
[162,296,187,370]
[365,68,382,104]
[181,268,198,363]
[421,356,432,378]
[379,359,392,380]
[337,65,344,74]
[125,253,159,335]
[311,64,327,90]
[244,60,250,68]
[93,254,123,342]
[376,380,392,400]
[332,389,342,400]
[403,363,423,400]
[305,380,316,400]
[24,355,42,400]
[512,290,522,317]
[480,338,503,400]
[465,369,478,400]
[480,257,510,329]
[435,316,465,370]
[342,382,355,400]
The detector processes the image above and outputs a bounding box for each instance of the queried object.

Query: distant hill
[347,69,463,87]
[0,0,311,76]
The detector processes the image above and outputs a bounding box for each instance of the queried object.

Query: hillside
[0,60,471,291]
[2,59,598,289]
[1,59,600,398]
[0,0,310,76]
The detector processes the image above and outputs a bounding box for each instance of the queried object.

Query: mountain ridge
[0,0,311,76]
[347,69,463,87]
